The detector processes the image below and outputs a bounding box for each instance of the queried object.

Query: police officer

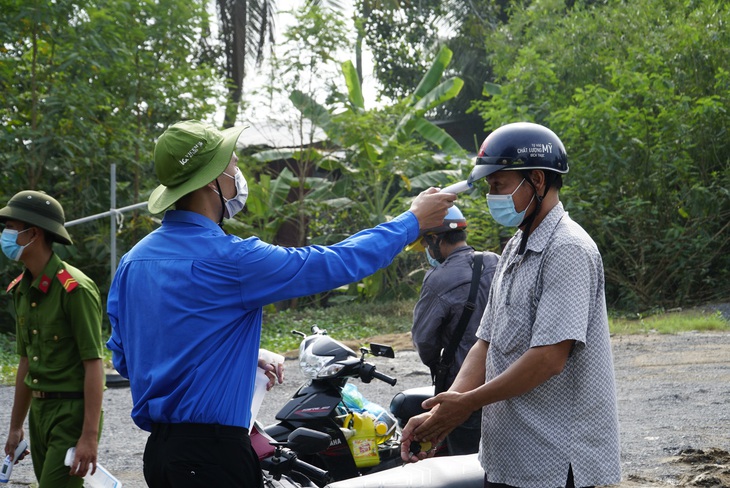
[1,190,104,487]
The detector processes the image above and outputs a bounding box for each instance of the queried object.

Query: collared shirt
[11,253,103,392]
[412,246,499,386]
[476,202,621,488]
[107,209,420,432]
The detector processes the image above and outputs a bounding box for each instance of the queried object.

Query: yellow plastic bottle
[374,420,389,444]
[344,412,380,468]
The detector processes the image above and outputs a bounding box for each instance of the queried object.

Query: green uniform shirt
[9,253,103,392]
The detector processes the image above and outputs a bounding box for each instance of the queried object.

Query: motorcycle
[264,325,405,482]
[253,404,484,488]
[252,422,333,487]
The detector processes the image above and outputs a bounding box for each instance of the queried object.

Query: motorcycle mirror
[369,343,395,358]
[286,427,332,455]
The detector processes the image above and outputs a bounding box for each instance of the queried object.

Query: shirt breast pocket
[41,325,75,368]
[491,312,532,356]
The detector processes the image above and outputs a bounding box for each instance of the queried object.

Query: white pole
[111,163,117,282]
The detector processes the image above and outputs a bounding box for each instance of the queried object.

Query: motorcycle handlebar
[292,457,331,485]
[359,362,398,386]
[372,370,397,386]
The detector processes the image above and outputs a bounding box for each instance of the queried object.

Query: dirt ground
[1,330,729,488]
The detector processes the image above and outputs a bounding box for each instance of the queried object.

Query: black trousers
[484,465,593,488]
[445,409,482,455]
[144,423,263,488]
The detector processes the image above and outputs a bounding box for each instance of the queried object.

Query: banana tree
[234,148,344,246]
[291,45,466,223]
[287,45,469,299]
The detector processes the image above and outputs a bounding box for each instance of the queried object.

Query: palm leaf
[394,78,464,138]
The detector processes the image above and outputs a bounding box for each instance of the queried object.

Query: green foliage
[234,5,350,251]
[0,334,18,384]
[0,0,222,328]
[474,0,730,310]
[358,0,443,101]
[358,0,498,118]
[609,310,729,335]
[286,46,469,300]
[260,299,418,353]
[228,168,296,243]
[244,15,472,304]
[1,0,726,328]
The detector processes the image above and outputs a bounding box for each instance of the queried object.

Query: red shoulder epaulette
[6,273,24,293]
[56,269,78,293]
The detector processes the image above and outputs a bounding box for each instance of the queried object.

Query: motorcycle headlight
[299,344,335,380]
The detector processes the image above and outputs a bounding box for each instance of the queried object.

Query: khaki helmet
[0,190,73,245]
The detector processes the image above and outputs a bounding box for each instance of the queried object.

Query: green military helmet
[0,190,73,245]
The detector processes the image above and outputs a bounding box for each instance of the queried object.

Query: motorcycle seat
[323,453,483,488]
[389,386,434,427]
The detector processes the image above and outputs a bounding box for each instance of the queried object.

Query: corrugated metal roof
[239,119,328,149]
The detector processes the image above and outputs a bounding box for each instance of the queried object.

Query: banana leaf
[410,169,463,190]
[411,119,464,154]
[412,46,453,101]
[290,90,331,130]
[341,60,365,110]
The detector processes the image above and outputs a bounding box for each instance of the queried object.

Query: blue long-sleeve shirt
[107,209,419,431]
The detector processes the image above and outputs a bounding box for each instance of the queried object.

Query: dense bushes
[473,0,730,310]
[0,0,727,337]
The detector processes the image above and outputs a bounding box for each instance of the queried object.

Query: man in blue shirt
[106,120,455,488]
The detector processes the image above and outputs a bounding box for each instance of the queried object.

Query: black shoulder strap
[440,251,484,366]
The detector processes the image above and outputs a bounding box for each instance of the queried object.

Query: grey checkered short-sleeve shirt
[476,202,621,488]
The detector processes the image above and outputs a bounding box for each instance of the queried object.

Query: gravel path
[1,331,729,487]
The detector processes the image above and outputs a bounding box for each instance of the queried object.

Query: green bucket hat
[148,120,248,214]
[0,190,73,245]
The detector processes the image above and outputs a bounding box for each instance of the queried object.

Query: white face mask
[215,167,248,219]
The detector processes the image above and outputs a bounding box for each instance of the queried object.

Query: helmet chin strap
[214,179,226,227]
[517,176,551,255]
[424,234,446,263]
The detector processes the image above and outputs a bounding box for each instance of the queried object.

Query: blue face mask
[1,228,33,261]
[425,248,441,267]
[486,178,534,227]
